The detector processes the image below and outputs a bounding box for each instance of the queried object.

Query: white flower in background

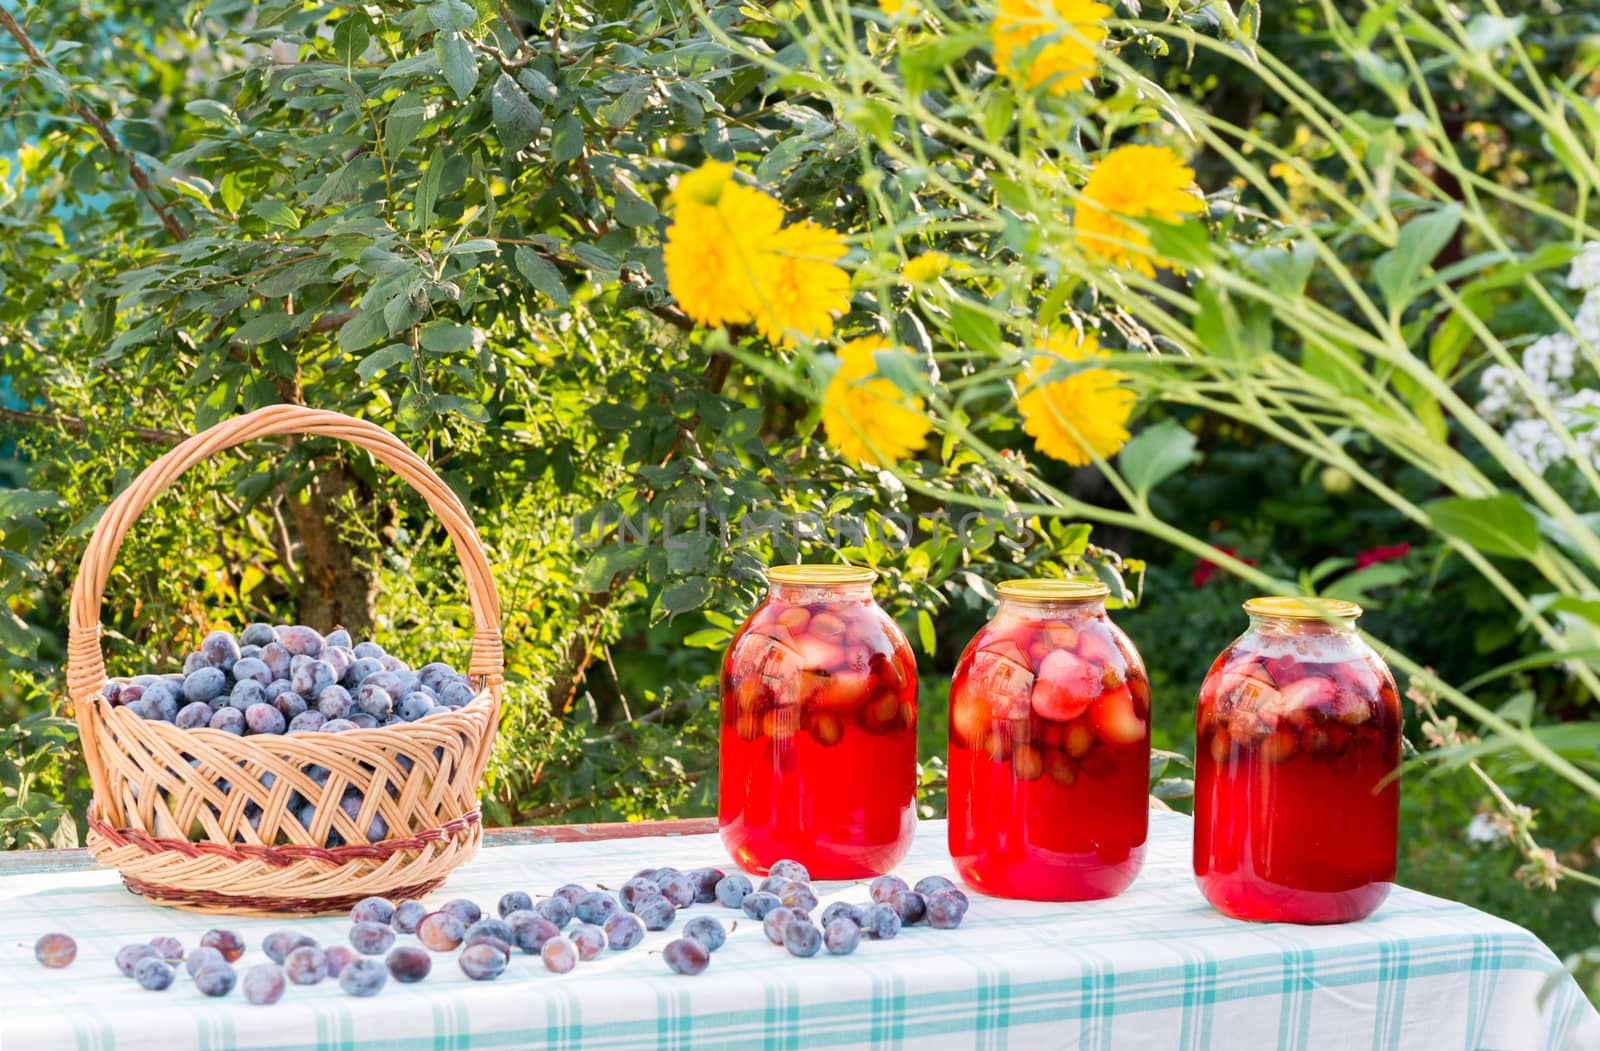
[1466,811,1508,846]
[1474,250,1600,475]
[1566,240,1600,291]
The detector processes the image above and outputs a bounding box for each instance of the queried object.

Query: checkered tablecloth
[1,812,1594,1050]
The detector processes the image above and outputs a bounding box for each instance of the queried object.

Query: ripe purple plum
[464,918,515,947]
[386,946,432,983]
[540,936,578,974]
[460,943,508,980]
[323,945,359,978]
[553,884,588,905]
[263,930,315,965]
[634,895,676,931]
[350,896,395,926]
[914,875,958,898]
[506,911,560,955]
[349,922,395,956]
[824,918,861,955]
[574,891,621,926]
[279,626,325,658]
[134,956,175,990]
[339,957,386,997]
[245,702,287,735]
[715,874,753,909]
[683,916,726,952]
[287,710,327,733]
[569,924,606,961]
[200,630,242,669]
[783,920,822,958]
[656,872,697,909]
[663,937,710,975]
[441,899,482,926]
[117,943,161,976]
[186,946,226,976]
[863,903,902,940]
[392,900,427,934]
[741,892,781,920]
[869,875,909,904]
[619,876,658,910]
[34,933,76,968]
[182,667,228,704]
[194,964,237,997]
[534,896,574,929]
[686,867,726,904]
[769,859,810,883]
[417,912,467,952]
[602,913,645,951]
[242,964,285,1005]
[285,945,329,985]
[209,707,246,735]
[926,890,968,929]
[889,890,927,926]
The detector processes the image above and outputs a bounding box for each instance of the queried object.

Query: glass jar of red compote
[1194,597,1401,923]
[948,579,1151,900]
[718,565,918,878]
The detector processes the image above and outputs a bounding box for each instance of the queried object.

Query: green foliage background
[0,0,1595,991]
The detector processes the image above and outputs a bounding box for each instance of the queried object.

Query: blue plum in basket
[321,718,358,733]
[889,890,927,926]
[914,875,957,898]
[741,891,781,920]
[863,903,901,940]
[194,964,237,997]
[869,875,909,904]
[574,891,620,926]
[540,936,578,974]
[534,897,573,929]
[285,945,328,985]
[200,928,245,962]
[324,646,353,681]
[325,628,352,650]
[418,662,456,692]
[657,872,697,909]
[353,641,385,660]
[351,896,395,925]
[315,685,353,720]
[619,876,658,911]
[553,884,588,906]
[398,693,434,721]
[241,623,278,647]
[506,911,559,954]
[686,867,726,904]
[602,913,644,951]
[347,712,380,729]
[233,656,273,687]
[392,900,427,934]
[439,680,477,708]
[926,890,968,930]
[261,642,293,681]
[465,918,514,946]
[288,711,326,733]
[386,946,431,983]
[209,707,246,735]
[768,859,809,883]
[176,701,212,729]
[263,931,316,964]
[683,916,726,952]
[350,922,394,956]
[245,702,286,735]
[279,626,325,658]
[243,964,285,1005]
[783,919,821,958]
[824,918,861,955]
[417,912,466,952]
[182,666,228,704]
[343,657,383,688]
[228,679,267,711]
[141,681,180,721]
[292,659,337,699]
[440,899,482,925]
[362,669,405,698]
[339,958,386,997]
[715,874,753,910]
[200,630,241,670]
[663,938,709,976]
[355,684,393,721]
[134,956,175,990]
[569,923,606,961]
[182,653,206,676]
[634,895,676,931]
[273,691,308,721]
[33,933,76,969]
[186,946,226,977]
[264,679,293,701]
[460,943,508,980]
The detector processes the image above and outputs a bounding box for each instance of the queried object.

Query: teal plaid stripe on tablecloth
[1,813,1594,1050]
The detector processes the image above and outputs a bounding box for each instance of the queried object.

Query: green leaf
[1118,419,1201,501]
[435,394,490,423]
[490,74,540,153]
[1428,493,1540,560]
[580,543,645,592]
[916,609,936,657]
[396,388,432,432]
[385,91,428,161]
[339,308,387,353]
[232,312,296,345]
[356,343,414,381]
[415,149,445,230]
[682,627,731,649]
[660,577,712,615]
[1373,204,1460,314]
[514,247,569,305]
[550,113,584,164]
[418,320,478,355]
[948,299,1000,356]
[249,199,299,229]
[613,188,657,228]
[184,99,236,126]
[428,0,477,31]
[436,32,478,101]
[334,17,369,67]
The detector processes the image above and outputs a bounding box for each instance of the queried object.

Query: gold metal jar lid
[996,578,1110,601]
[1243,596,1363,620]
[766,564,878,585]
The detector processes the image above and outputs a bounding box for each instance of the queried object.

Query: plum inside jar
[1194,597,1401,924]
[948,579,1151,901]
[718,565,917,879]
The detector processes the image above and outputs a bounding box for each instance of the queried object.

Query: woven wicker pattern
[65,406,504,914]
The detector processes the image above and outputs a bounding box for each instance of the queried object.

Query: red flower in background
[1356,543,1410,569]
[1193,546,1255,587]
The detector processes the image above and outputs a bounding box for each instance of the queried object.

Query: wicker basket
[64,405,504,915]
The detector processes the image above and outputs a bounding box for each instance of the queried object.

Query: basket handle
[65,405,504,704]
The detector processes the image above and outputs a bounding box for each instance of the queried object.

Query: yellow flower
[881,0,919,19]
[749,219,851,347]
[900,252,950,284]
[663,164,785,328]
[1073,144,1206,277]
[992,0,1112,95]
[1016,329,1134,466]
[822,336,932,466]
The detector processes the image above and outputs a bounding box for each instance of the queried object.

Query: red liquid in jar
[1194,641,1400,923]
[718,591,917,878]
[948,611,1150,900]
